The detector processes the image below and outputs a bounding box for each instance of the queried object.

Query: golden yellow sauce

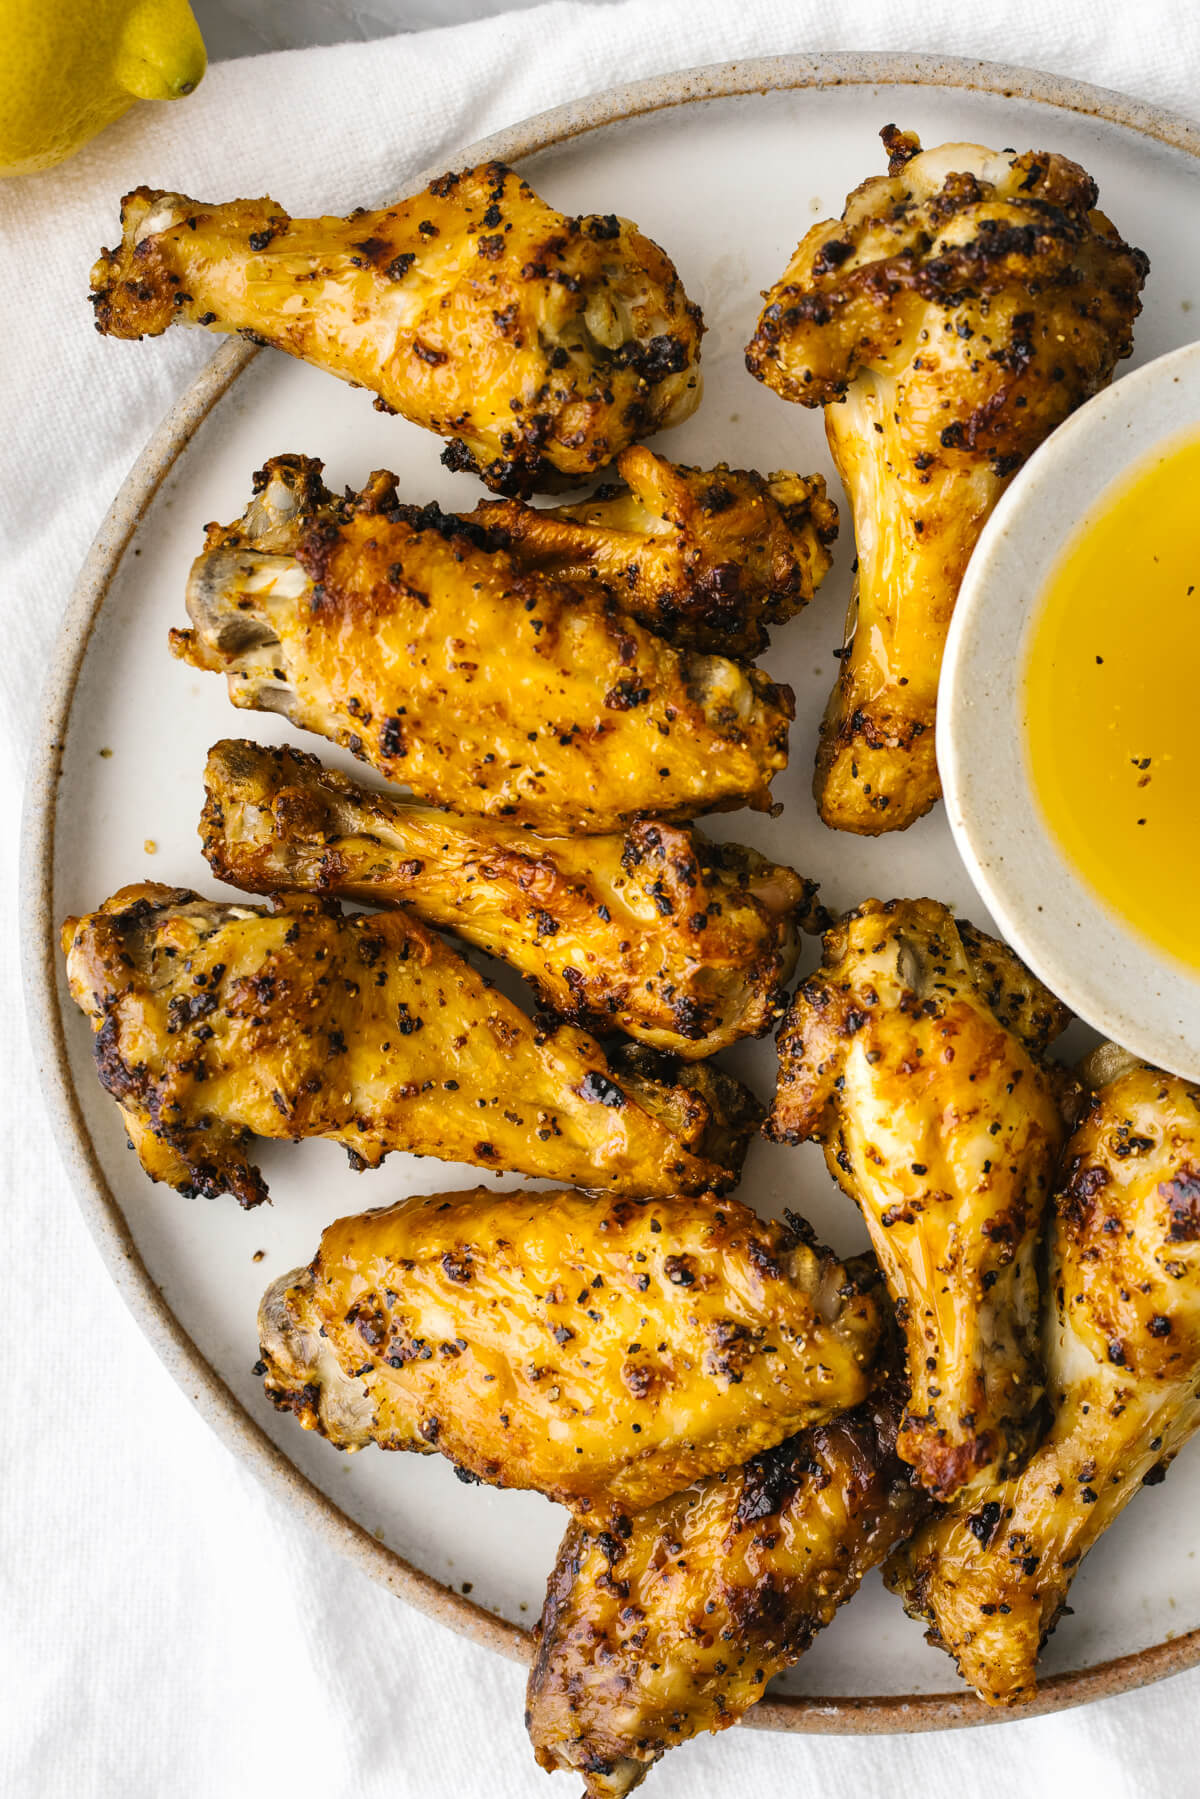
[1024,429,1200,972]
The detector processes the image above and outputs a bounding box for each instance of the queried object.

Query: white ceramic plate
[24,54,1200,1733]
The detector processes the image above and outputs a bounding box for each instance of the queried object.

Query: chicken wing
[62,884,762,1207]
[745,128,1148,833]
[257,1186,883,1514]
[171,457,794,831]
[527,1377,925,1796]
[462,445,837,659]
[89,163,702,495]
[201,740,820,1059]
[887,1054,1200,1705]
[766,899,1070,1499]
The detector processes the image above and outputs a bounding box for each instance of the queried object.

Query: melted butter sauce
[1024,429,1200,974]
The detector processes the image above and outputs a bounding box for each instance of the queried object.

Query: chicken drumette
[767,899,1071,1499]
[463,445,837,659]
[90,163,703,495]
[62,885,761,1206]
[527,1376,925,1797]
[888,1051,1200,1705]
[258,1186,883,1514]
[746,128,1148,833]
[172,457,794,831]
[201,740,821,1059]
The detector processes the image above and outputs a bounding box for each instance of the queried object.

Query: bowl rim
[938,338,1200,1082]
[21,49,1200,1734]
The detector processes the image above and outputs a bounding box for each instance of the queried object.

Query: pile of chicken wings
[67,129,1196,1793]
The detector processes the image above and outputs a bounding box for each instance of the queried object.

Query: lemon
[0,0,207,177]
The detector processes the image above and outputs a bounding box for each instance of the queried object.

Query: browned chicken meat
[527,1377,926,1796]
[171,457,794,831]
[767,899,1071,1500]
[62,884,762,1207]
[887,1051,1200,1706]
[463,444,837,658]
[745,128,1148,833]
[201,740,821,1059]
[258,1186,883,1514]
[89,163,703,495]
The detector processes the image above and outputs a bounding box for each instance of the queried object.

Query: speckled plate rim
[20,50,1200,1735]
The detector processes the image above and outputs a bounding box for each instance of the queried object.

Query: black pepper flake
[604,679,650,712]
[579,1070,625,1108]
[966,1501,1001,1545]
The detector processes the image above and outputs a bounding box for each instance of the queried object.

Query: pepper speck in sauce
[1024,429,1200,972]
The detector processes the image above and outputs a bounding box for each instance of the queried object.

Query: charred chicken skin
[746,127,1148,833]
[888,1052,1200,1706]
[767,899,1070,1500]
[61,884,762,1207]
[171,456,794,831]
[89,163,703,496]
[257,1186,883,1514]
[463,445,837,659]
[527,1377,926,1797]
[201,739,821,1060]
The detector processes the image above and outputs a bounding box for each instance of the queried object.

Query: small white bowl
[939,338,1200,1080]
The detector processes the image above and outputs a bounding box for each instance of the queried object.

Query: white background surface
[189,0,620,58]
[4,2,1200,1795]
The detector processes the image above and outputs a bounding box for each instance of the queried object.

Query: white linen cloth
[3,3,1198,1793]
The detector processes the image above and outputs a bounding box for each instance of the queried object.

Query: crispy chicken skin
[257,1187,883,1514]
[171,457,794,831]
[527,1378,926,1797]
[89,164,703,496]
[887,1055,1200,1706]
[462,445,837,659]
[766,899,1071,1499]
[61,884,762,1207]
[745,128,1148,833]
[201,740,821,1060]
